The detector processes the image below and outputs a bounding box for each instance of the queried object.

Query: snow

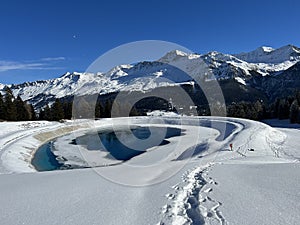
[234,77,246,85]
[0,117,299,225]
[262,46,275,52]
[208,162,300,225]
[263,119,300,160]
[0,120,92,173]
[147,110,180,117]
[2,45,300,108]
[234,45,300,64]
[158,50,189,63]
[0,82,5,89]
[0,121,60,173]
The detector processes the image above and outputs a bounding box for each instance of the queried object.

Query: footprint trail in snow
[159,163,227,225]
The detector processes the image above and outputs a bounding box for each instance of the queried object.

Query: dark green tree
[95,101,103,118]
[4,87,17,121]
[38,108,46,120]
[43,105,52,121]
[15,95,30,121]
[278,99,290,120]
[28,104,37,120]
[273,98,280,118]
[51,99,65,121]
[290,99,299,124]
[129,106,140,117]
[253,100,264,120]
[63,102,72,119]
[0,93,6,120]
[296,91,300,105]
[103,100,112,118]
[72,96,94,119]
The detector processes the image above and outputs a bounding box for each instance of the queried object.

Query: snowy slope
[0,117,299,225]
[207,162,300,225]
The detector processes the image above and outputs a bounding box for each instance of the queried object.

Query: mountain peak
[158,50,202,64]
[260,46,274,53]
[169,49,188,56]
[234,44,300,64]
[158,50,188,63]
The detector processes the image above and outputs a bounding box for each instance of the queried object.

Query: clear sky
[1,0,300,84]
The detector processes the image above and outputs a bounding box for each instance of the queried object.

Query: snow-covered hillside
[0,117,299,225]
[1,45,300,108]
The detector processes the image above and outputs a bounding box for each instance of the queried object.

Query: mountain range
[1,44,300,110]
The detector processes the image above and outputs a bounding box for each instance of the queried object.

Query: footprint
[207,212,213,218]
[161,204,171,214]
[172,184,178,189]
[166,193,175,200]
[200,197,207,203]
[204,187,213,193]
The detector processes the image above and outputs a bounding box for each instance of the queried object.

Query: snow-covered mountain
[1,44,300,108]
[234,45,300,63]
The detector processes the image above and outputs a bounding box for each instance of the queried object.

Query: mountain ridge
[1,44,300,109]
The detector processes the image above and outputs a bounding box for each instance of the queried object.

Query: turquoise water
[74,126,182,160]
[31,142,63,171]
[32,126,182,171]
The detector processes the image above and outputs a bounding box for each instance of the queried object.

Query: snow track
[158,117,297,225]
[159,163,227,225]
[0,117,299,225]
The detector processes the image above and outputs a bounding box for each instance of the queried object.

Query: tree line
[1,85,299,123]
[269,91,300,124]
[39,98,141,121]
[0,87,36,121]
[226,91,300,124]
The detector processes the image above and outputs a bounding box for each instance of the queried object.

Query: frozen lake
[32,126,182,171]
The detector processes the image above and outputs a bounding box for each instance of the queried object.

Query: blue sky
[1,0,300,84]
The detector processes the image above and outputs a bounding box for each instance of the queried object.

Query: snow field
[0,117,299,225]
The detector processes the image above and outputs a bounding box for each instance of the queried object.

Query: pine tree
[72,96,94,119]
[38,108,45,120]
[129,106,140,117]
[290,99,299,124]
[253,100,263,120]
[44,105,52,121]
[51,99,64,121]
[28,104,37,120]
[0,93,6,120]
[273,98,280,118]
[63,102,72,119]
[111,100,122,117]
[95,101,102,118]
[4,87,17,121]
[15,95,30,121]
[103,100,112,118]
[296,91,300,105]
[278,99,290,120]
